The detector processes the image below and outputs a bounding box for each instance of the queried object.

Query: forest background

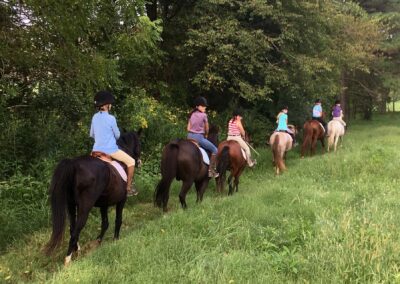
[0,0,399,253]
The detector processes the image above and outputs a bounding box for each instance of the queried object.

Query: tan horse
[269,125,297,175]
[327,120,345,152]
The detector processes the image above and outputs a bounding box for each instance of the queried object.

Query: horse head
[208,124,219,147]
[117,129,142,166]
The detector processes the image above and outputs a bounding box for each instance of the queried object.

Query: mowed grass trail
[1,114,400,283]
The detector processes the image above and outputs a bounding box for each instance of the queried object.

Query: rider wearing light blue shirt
[90,111,120,154]
[312,99,327,134]
[276,112,289,131]
[275,106,296,145]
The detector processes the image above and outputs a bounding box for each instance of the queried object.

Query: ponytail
[187,108,198,120]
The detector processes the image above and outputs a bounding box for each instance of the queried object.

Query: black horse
[45,130,141,265]
[154,126,218,211]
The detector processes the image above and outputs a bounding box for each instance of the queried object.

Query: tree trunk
[146,0,158,21]
[340,70,350,121]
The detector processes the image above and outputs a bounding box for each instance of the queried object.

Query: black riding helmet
[94,91,115,108]
[194,96,208,107]
[233,108,243,117]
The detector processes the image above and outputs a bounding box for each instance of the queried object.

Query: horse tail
[216,146,230,190]
[273,135,286,172]
[45,159,75,255]
[154,142,179,209]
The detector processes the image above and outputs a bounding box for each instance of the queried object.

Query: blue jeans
[187,133,218,154]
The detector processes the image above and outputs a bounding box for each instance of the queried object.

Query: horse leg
[334,135,339,152]
[227,173,234,195]
[114,200,126,240]
[235,166,246,193]
[65,208,91,266]
[311,136,318,156]
[195,179,209,203]
[96,206,109,242]
[320,137,325,153]
[67,202,78,252]
[179,180,194,209]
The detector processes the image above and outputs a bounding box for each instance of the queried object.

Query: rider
[332,99,347,128]
[276,106,297,146]
[187,96,219,178]
[227,108,256,168]
[312,99,327,134]
[90,91,138,196]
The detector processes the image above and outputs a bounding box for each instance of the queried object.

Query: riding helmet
[281,105,288,110]
[94,91,115,107]
[315,99,321,103]
[233,108,243,117]
[194,96,208,107]
[335,99,341,104]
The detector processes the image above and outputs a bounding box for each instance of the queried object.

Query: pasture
[1,114,400,283]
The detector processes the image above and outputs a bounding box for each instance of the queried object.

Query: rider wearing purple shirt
[187,96,219,178]
[332,99,347,127]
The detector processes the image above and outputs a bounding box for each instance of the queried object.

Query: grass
[1,113,400,283]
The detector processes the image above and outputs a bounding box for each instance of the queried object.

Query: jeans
[187,133,218,154]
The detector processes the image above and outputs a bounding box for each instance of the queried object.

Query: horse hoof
[64,254,72,266]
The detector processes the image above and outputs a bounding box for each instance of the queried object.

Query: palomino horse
[301,120,325,157]
[216,140,247,195]
[269,125,297,175]
[45,130,142,265]
[327,120,345,152]
[154,126,218,211]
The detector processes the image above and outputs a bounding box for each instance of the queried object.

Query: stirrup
[208,170,219,178]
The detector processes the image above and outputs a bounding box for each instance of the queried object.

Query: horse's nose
[137,159,142,168]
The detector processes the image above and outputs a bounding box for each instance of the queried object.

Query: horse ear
[136,127,143,137]
[121,127,127,133]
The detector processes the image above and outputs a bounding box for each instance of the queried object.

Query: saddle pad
[92,152,127,182]
[110,161,127,182]
[199,147,210,165]
[318,122,326,134]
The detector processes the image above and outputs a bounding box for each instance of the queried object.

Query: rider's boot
[208,154,219,178]
[126,166,138,196]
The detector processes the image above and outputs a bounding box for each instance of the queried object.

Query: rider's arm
[90,122,94,138]
[187,121,191,132]
[236,118,246,137]
[111,116,120,140]
[204,122,209,138]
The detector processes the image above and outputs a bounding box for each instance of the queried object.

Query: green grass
[1,113,400,283]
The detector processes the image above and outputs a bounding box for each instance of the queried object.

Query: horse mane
[117,130,141,159]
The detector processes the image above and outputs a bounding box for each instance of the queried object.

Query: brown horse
[301,120,325,158]
[216,140,247,195]
[154,126,219,211]
[269,125,297,175]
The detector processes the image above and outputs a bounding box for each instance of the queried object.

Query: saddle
[186,139,210,165]
[91,151,127,182]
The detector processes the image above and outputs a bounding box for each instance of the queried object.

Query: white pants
[333,117,346,126]
[227,135,252,164]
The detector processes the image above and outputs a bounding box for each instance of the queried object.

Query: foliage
[1,114,400,282]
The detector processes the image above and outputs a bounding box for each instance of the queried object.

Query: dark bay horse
[301,120,325,158]
[216,140,247,195]
[154,126,218,211]
[45,130,141,265]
